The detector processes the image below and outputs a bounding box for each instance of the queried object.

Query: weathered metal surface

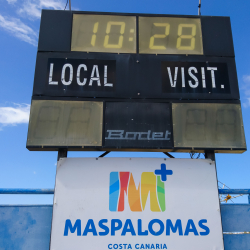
[0,204,250,249]
[224,234,250,250]
[221,204,250,232]
[0,205,52,250]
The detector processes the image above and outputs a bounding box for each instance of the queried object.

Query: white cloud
[0,104,30,129]
[2,0,65,45]
[243,97,250,108]
[0,14,37,45]
[241,75,250,107]
[6,0,17,3]
[243,75,250,83]
[18,0,65,19]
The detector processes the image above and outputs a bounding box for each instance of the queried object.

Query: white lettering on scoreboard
[105,130,171,140]
[162,62,230,94]
[46,58,116,92]
[167,66,218,88]
[50,158,224,250]
[49,63,113,87]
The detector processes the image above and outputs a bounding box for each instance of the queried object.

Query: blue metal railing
[219,189,250,204]
[0,189,54,194]
[0,188,249,195]
[218,189,250,195]
[0,188,250,200]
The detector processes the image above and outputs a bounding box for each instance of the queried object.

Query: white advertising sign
[50,158,224,250]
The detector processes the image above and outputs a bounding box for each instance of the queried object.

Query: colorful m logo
[109,164,173,212]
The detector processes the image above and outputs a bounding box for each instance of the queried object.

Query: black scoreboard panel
[104,102,173,149]
[33,53,239,100]
[38,10,234,57]
[27,10,246,153]
[34,10,239,100]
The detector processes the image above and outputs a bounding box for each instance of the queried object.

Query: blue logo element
[154,164,173,182]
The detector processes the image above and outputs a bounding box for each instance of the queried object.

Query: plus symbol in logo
[154,164,173,181]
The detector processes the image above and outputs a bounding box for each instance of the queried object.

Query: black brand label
[104,102,173,149]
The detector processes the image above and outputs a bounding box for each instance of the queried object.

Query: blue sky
[0,0,249,204]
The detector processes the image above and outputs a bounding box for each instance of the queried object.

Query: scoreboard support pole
[56,150,214,161]
[198,0,201,15]
[57,149,68,161]
[99,151,110,158]
[163,152,175,158]
[205,151,215,161]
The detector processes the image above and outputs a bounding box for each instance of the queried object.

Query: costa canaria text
[108,243,168,249]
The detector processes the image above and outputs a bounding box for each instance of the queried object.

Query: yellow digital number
[149,23,170,50]
[91,22,99,46]
[176,24,196,50]
[104,22,126,48]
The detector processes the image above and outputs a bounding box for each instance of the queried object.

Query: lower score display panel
[172,103,246,151]
[27,100,103,148]
[27,100,246,153]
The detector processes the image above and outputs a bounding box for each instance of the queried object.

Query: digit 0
[149,23,170,50]
[176,24,196,50]
[104,22,125,48]
[91,22,99,46]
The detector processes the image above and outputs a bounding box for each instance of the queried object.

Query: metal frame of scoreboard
[26,10,246,153]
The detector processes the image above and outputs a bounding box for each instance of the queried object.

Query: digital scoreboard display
[27,10,246,153]
[34,11,239,100]
[139,16,203,54]
[71,15,136,53]
[71,14,203,55]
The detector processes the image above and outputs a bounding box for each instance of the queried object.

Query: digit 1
[149,23,170,50]
[91,22,99,46]
[176,24,196,50]
[103,22,125,48]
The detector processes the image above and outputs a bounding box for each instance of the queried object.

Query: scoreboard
[27,10,246,153]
